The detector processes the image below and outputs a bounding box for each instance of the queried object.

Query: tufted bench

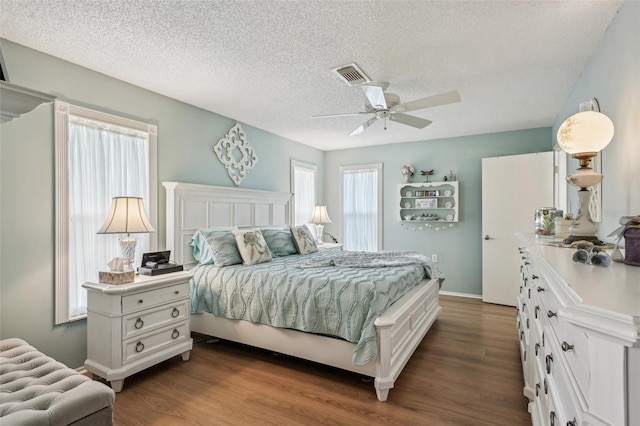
[0,338,115,425]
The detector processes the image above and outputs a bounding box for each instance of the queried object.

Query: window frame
[339,162,383,251]
[54,100,158,324]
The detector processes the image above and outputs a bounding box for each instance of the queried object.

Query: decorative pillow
[290,225,318,255]
[232,229,273,266]
[201,229,243,266]
[190,227,237,264]
[261,226,297,257]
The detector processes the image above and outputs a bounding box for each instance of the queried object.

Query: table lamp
[97,197,155,269]
[309,205,332,244]
[556,98,614,245]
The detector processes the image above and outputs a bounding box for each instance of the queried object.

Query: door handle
[483,235,494,240]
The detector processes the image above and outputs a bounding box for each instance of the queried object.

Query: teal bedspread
[190,250,441,366]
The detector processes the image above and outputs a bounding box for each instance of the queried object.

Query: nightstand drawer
[122,321,189,364]
[123,300,189,339]
[122,282,189,314]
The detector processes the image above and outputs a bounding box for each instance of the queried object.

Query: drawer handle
[172,329,180,339]
[135,341,144,353]
[544,378,548,395]
[546,353,553,374]
[524,350,527,362]
[138,299,144,304]
[537,286,545,292]
[520,331,524,341]
[526,318,529,329]
[567,418,577,426]
[535,343,540,356]
[535,306,540,319]
[528,288,531,299]
[550,411,556,426]
[542,331,545,347]
[561,341,574,352]
[531,274,539,280]
[524,261,530,265]
[535,383,540,397]
[172,307,180,318]
[135,318,144,329]
[547,310,557,318]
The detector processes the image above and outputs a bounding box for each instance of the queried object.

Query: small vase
[403,174,411,183]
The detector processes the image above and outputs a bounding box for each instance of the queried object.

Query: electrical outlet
[432,254,438,263]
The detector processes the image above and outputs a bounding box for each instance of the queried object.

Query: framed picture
[416,198,437,208]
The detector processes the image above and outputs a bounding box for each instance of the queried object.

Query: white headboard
[163,182,291,269]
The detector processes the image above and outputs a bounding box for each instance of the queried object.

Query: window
[340,163,382,251]
[291,160,317,228]
[55,101,157,324]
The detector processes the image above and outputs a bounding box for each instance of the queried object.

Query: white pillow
[290,225,318,255]
[232,229,273,266]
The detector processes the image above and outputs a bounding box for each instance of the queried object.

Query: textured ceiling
[0,0,622,151]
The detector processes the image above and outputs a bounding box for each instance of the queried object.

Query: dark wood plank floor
[111,295,530,425]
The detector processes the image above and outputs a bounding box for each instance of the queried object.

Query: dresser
[516,233,640,426]
[83,271,193,392]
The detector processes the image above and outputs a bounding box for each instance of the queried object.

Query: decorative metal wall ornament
[213,123,258,186]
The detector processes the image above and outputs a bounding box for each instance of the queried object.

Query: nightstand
[317,242,343,250]
[83,270,193,392]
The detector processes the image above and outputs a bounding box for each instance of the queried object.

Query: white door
[482,152,553,306]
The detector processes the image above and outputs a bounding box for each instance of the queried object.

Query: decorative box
[99,270,135,284]
[623,227,640,267]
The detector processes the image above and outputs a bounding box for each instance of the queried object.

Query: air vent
[332,63,371,86]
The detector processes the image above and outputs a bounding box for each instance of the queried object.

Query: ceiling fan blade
[362,84,387,110]
[348,117,378,136]
[389,113,433,129]
[392,90,461,113]
[311,112,369,118]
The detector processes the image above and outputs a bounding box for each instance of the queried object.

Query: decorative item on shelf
[443,170,457,182]
[444,201,453,208]
[607,215,640,266]
[309,205,332,244]
[534,208,562,237]
[554,213,574,239]
[213,122,258,186]
[571,242,611,267]
[97,197,155,272]
[557,98,614,245]
[420,169,434,182]
[400,164,415,183]
[401,221,455,231]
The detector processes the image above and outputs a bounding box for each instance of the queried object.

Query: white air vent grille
[332,63,371,86]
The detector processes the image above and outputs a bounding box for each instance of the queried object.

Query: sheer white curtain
[292,161,316,227]
[342,165,381,251]
[67,116,150,318]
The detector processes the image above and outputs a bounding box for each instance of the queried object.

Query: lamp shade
[309,205,332,224]
[97,197,155,234]
[557,110,614,155]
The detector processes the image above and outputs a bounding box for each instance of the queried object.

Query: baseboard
[439,290,482,300]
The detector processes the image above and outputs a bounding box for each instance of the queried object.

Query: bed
[164,182,442,401]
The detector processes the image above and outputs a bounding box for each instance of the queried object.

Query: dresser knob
[138,299,143,304]
[561,341,574,352]
[547,310,557,318]
[135,341,144,353]
[135,318,144,329]
[546,353,554,374]
[567,417,578,426]
[174,290,179,294]
[172,307,180,318]
[531,274,539,280]
[172,329,180,339]
[537,286,545,292]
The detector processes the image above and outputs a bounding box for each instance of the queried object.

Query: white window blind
[55,101,157,323]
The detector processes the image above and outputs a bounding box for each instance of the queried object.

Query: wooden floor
[112,295,530,425]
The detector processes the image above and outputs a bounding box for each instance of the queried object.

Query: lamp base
[314,224,324,244]
[562,234,605,246]
[120,236,137,270]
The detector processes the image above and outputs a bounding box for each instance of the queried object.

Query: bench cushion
[0,338,115,425]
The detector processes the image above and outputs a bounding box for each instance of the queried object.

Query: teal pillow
[190,227,237,264]
[201,229,243,266]
[261,227,297,257]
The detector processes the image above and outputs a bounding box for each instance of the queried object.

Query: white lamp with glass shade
[309,205,332,244]
[97,197,155,270]
[556,99,614,245]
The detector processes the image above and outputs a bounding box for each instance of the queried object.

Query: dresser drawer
[122,321,189,364]
[123,300,189,339]
[557,321,589,401]
[122,282,189,314]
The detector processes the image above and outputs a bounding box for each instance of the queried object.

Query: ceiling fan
[312,82,461,136]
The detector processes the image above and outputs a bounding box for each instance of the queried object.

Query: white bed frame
[163,182,441,401]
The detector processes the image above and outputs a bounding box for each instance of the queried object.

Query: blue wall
[323,128,551,297]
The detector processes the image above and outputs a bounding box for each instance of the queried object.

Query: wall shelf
[399,181,459,223]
